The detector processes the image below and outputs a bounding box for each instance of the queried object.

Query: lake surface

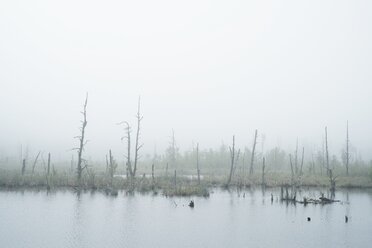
[1,188,371,248]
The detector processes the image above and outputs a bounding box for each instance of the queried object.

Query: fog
[1,0,371,161]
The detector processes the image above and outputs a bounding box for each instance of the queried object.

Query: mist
[1,0,372,162]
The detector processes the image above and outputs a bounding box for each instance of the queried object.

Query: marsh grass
[0,163,371,196]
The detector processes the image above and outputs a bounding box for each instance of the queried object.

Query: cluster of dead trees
[14,92,356,193]
[73,94,143,189]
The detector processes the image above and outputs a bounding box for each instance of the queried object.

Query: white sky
[0,0,371,161]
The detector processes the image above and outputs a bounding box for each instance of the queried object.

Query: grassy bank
[1,166,371,196]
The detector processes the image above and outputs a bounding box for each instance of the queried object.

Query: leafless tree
[325,126,330,175]
[31,151,41,175]
[108,149,117,186]
[75,93,88,186]
[261,157,266,186]
[133,96,143,178]
[345,121,350,176]
[299,147,305,175]
[249,130,258,175]
[196,143,201,185]
[120,97,143,180]
[21,159,26,176]
[227,135,240,185]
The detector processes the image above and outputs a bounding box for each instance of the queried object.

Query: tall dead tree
[294,139,298,174]
[289,154,294,185]
[169,129,177,170]
[76,93,88,186]
[196,143,201,185]
[133,96,143,178]
[299,147,305,175]
[345,121,350,176]
[261,157,266,186]
[227,135,237,185]
[249,129,258,175]
[325,126,330,176]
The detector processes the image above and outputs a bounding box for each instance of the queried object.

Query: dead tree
[46,153,51,189]
[151,163,155,187]
[196,143,200,185]
[133,96,143,178]
[294,139,298,174]
[75,93,88,186]
[299,147,305,175]
[345,121,350,176]
[227,135,237,185]
[261,157,266,186]
[108,149,117,186]
[325,126,330,175]
[121,121,133,178]
[249,129,258,175]
[21,159,26,175]
[289,154,294,185]
[169,129,177,170]
[327,168,337,194]
[31,151,41,175]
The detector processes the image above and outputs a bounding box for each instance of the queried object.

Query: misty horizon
[1,0,371,162]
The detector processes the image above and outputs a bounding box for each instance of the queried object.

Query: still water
[0,188,371,248]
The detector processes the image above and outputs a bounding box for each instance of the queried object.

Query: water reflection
[0,188,371,248]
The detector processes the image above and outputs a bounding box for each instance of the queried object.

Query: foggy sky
[0,0,371,161]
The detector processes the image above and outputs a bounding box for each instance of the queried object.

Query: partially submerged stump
[188,200,194,208]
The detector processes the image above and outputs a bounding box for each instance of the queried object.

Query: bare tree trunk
[46,152,51,189]
[346,121,349,176]
[227,135,235,185]
[151,163,155,187]
[294,139,298,174]
[165,162,169,177]
[170,129,176,171]
[108,149,114,186]
[261,157,266,186]
[174,169,177,188]
[76,93,88,187]
[133,96,143,178]
[300,147,305,175]
[31,151,41,175]
[325,126,330,176]
[21,159,26,176]
[47,153,51,176]
[196,143,200,185]
[122,121,133,178]
[249,130,258,175]
[289,154,294,185]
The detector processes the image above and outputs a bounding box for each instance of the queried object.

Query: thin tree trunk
[196,143,200,185]
[227,135,235,185]
[249,130,258,175]
[346,121,349,176]
[289,154,294,185]
[151,163,155,187]
[294,139,298,174]
[76,93,88,186]
[262,157,266,186]
[325,126,329,176]
[46,153,51,189]
[31,151,41,175]
[133,96,143,178]
[21,159,26,175]
[300,147,305,175]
